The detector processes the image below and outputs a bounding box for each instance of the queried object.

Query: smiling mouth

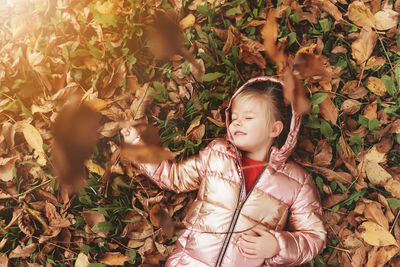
[234,131,246,136]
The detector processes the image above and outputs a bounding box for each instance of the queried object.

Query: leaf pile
[0,0,400,266]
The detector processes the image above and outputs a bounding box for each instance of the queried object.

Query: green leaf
[382,74,397,97]
[287,32,297,47]
[197,4,213,17]
[91,221,114,233]
[387,198,400,210]
[202,72,224,82]
[349,136,362,145]
[88,264,106,267]
[358,115,369,128]
[289,12,300,23]
[396,133,400,144]
[320,121,333,138]
[319,18,331,33]
[150,82,168,102]
[368,118,380,131]
[310,93,328,106]
[226,7,241,16]
[315,176,324,193]
[182,60,190,75]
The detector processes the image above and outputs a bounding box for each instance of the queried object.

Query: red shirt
[242,157,266,193]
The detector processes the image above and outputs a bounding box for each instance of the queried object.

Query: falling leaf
[341,99,362,115]
[9,243,37,259]
[359,221,397,246]
[319,97,337,125]
[365,162,392,185]
[74,252,89,267]
[282,69,311,115]
[179,14,195,30]
[351,26,377,65]
[374,9,399,30]
[121,143,175,164]
[99,252,130,266]
[347,1,376,27]
[293,45,331,82]
[367,77,387,96]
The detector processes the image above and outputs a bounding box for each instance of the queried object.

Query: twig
[390,209,400,233]
[328,245,351,253]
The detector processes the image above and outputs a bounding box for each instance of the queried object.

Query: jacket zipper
[215,143,267,267]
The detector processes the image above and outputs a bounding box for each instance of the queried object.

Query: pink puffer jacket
[135,77,326,266]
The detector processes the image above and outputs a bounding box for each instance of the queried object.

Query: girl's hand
[121,126,141,145]
[237,227,279,259]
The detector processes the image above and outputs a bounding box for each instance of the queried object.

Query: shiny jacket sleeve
[264,173,326,266]
[134,146,210,194]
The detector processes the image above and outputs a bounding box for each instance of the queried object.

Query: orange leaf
[99,252,130,266]
[319,97,338,125]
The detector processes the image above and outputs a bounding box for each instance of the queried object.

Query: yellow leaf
[348,1,376,27]
[128,239,145,248]
[94,1,119,15]
[84,98,108,111]
[99,252,130,266]
[179,14,195,30]
[374,9,399,30]
[359,221,397,246]
[365,162,392,185]
[74,252,89,267]
[367,77,387,96]
[85,161,105,176]
[14,122,44,152]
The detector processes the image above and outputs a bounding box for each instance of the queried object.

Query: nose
[232,119,241,126]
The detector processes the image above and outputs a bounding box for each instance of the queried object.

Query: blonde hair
[231,81,291,148]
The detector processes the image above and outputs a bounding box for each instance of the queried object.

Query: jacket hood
[225,76,302,170]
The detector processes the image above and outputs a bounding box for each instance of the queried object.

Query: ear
[269,121,284,137]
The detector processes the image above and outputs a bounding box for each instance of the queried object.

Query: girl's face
[229,99,282,161]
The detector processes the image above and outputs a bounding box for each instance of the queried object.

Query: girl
[121,76,326,266]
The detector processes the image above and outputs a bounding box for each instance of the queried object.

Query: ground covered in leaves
[1,0,400,266]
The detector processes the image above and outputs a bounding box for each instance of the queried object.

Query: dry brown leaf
[81,210,106,237]
[99,252,130,266]
[365,162,392,185]
[0,253,8,267]
[374,9,399,30]
[376,136,394,154]
[366,246,399,267]
[179,14,195,30]
[341,99,362,115]
[74,252,89,267]
[351,26,377,65]
[313,0,343,21]
[351,245,368,267]
[189,58,205,82]
[347,1,376,27]
[0,157,18,182]
[313,166,353,184]
[364,202,389,230]
[331,45,348,54]
[121,143,175,164]
[128,239,145,248]
[314,139,332,166]
[367,77,387,97]
[188,124,205,141]
[186,116,202,135]
[322,193,348,208]
[363,103,377,120]
[359,221,397,246]
[9,243,37,259]
[100,57,126,98]
[14,122,44,152]
[149,203,180,239]
[206,116,225,127]
[319,97,337,125]
[365,56,386,71]
[384,179,400,199]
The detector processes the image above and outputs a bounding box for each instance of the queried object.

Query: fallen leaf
[351,245,368,267]
[374,9,398,30]
[179,14,195,30]
[84,98,108,111]
[359,221,397,246]
[319,97,337,125]
[314,139,332,166]
[150,204,179,239]
[376,136,394,154]
[365,162,392,185]
[362,103,377,120]
[99,252,130,266]
[0,157,18,182]
[341,99,362,115]
[313,166,353,184]
[322,193,348,208]
[364,202,389,230]
[9,243,37,258]
[366,246,399,267]
[313,0,343,21]
[74,252,89,267]
[14,122,44,152]
[347,1,376,27]
[351,26,377,65]
[85,161,105,176]
[384,179,400,199]
[0,254,8,267]
[100,57,126,98]
[367,77,387,96]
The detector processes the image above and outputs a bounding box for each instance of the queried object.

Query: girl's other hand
[237,226,279,259]
[121,126,141,145]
